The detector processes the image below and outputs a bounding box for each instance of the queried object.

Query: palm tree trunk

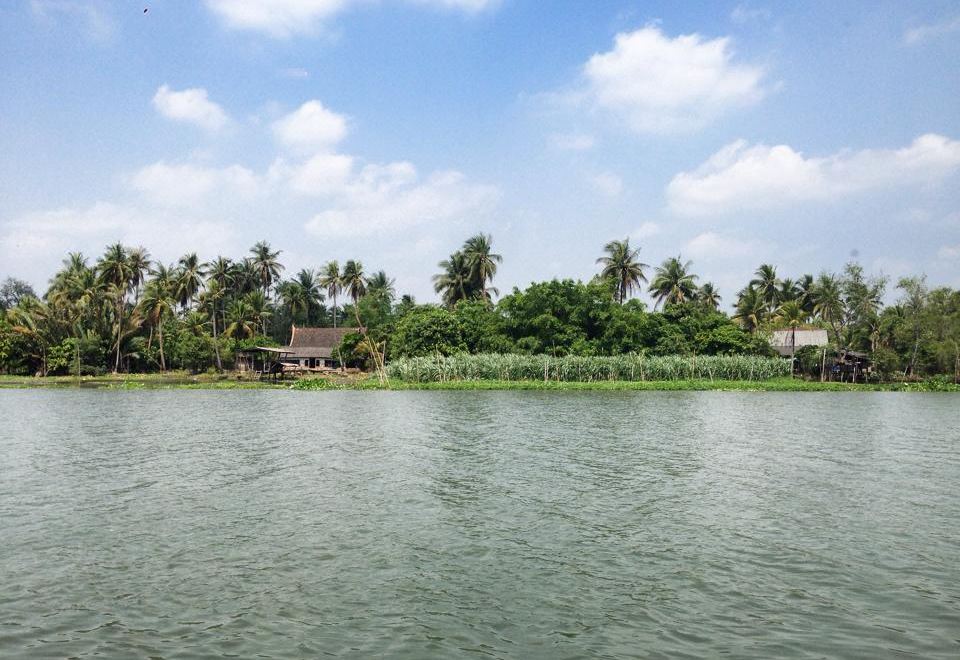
[354,302,386,384]
[332,292,337,328]
[114,297,123,373]
[212,309,222,372]
[159,321,166,372]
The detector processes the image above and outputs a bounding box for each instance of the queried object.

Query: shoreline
[1,374,956,392]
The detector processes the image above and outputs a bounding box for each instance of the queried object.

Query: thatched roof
[769,329,829,356]
[284,326,355,359]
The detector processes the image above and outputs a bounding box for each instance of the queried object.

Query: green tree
[649,257,698,309]
[597,238,648,305]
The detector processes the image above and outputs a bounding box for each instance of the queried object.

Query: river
[1,390,958,658]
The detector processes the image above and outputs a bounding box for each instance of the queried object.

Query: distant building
[280,326,354,369]
[769,328,829,357]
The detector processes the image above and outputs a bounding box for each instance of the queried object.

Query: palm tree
[774,300,808,370]
[139,268,175,371]
[750,264,780,314]
[96,243,133,373]
[176,253,206,309]
[225,300,256,339]
[250,241,283,298]
[797,274,816,316]
[342,259,386,382]
[813,273,845,346]
[648,256,699,309]
[207,256,234,338]
[433,252,474,307]
[244,290,272,337]
[733,286,766,333]
[462,233,501,304]
[199,279,225,371]
[319,261,343,328]
[127,246,151,304]
[697,282,722,310]
[295,269,324,324]
[597,238,648,304]
[366,270,396,304]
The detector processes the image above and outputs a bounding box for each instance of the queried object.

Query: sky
[2,0,959,307]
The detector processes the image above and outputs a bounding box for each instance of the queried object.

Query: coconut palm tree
[176,253,206,309]
[797,274,816,316]
[250,241,283,298]
[597,238,648,304]
[139,269,175,371]
[225,300,256,339]
[96,243,133,373]
[199,279,226,371]
[127,246,151,304]
[462,233,501,304]
[649,256,699,309]
[433,252,474,307]
[244,290,272,337]
[697,282,722,310]
[733,286,766,333]
[366,270,396,304]
[342,259,386,382]
[774,300,808,370]
[319,261,343,328]
[813,273,845,346]
[750,264,780,314]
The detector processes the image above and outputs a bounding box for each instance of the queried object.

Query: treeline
[1,235,958,381]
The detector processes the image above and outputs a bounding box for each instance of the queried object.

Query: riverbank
[3,373,955,391]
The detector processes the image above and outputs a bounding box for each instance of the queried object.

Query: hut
[280,325,354,370]
[769,328,829,357]
[235,346,293,380]
[831,349,873,382]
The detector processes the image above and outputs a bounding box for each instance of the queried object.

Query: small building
[769,328,829,357]
[235,346,293,380]
[280,326,354,370]
[831,350,873,382]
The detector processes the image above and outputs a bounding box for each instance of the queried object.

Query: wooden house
[769,328,829,357]
[280,326,354,370]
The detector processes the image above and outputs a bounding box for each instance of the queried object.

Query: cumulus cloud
[667,133,960,216]
[304,166,500,237]
[272,100,348,151]
[153,85,229,131]
[630,221,661,241]
[683,231,771,260]
[0,203,236,285]
[131,162,263,207]
[205,0,498,37]
[573,26,765,134]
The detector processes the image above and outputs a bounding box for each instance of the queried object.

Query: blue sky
[2,0,959,306]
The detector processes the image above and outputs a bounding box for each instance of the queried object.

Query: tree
[127,247,151,304]
[176,253,206,309]
[597,238,649,305]
[897,276,928,377]
[813,273,845,346]
[774,300,808,370]
[750,264,780,314]
[319,261,343,328]
[0,278,36,311]
[433,251,475,307]
[96,243,133,373]
[139,269,176,371]
[649,257,698,309]
[462,233,502,304]
[250,241,283,297]
[733,286,765,333]
[343,259,387,382]
[697,282,722,310]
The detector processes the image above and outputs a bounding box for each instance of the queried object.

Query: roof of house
[284,326,355,359]
[769,329,829,356]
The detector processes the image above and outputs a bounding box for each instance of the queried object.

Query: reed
[386,353,792,383]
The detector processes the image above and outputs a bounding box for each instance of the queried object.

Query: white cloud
[667,133,960,216]
[0,203,236,286]
[272,100,348,151]
[550,133,596,151]
[130,162,262,207]
[205,0,498,37]
[152,85,229,132]
[938,244,960,260]
[904,16,960,45]
[284,153,355,195]
[279,67,310,79]
[630,221,661,240]
[575,26,765,134]
[304,165,499,237]
[683,231,770,260]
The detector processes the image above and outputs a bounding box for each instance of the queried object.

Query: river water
[1,390,958,658]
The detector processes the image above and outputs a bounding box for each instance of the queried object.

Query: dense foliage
[2,235,959,382]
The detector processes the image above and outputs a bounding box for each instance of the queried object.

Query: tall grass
[387,353,792,383]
